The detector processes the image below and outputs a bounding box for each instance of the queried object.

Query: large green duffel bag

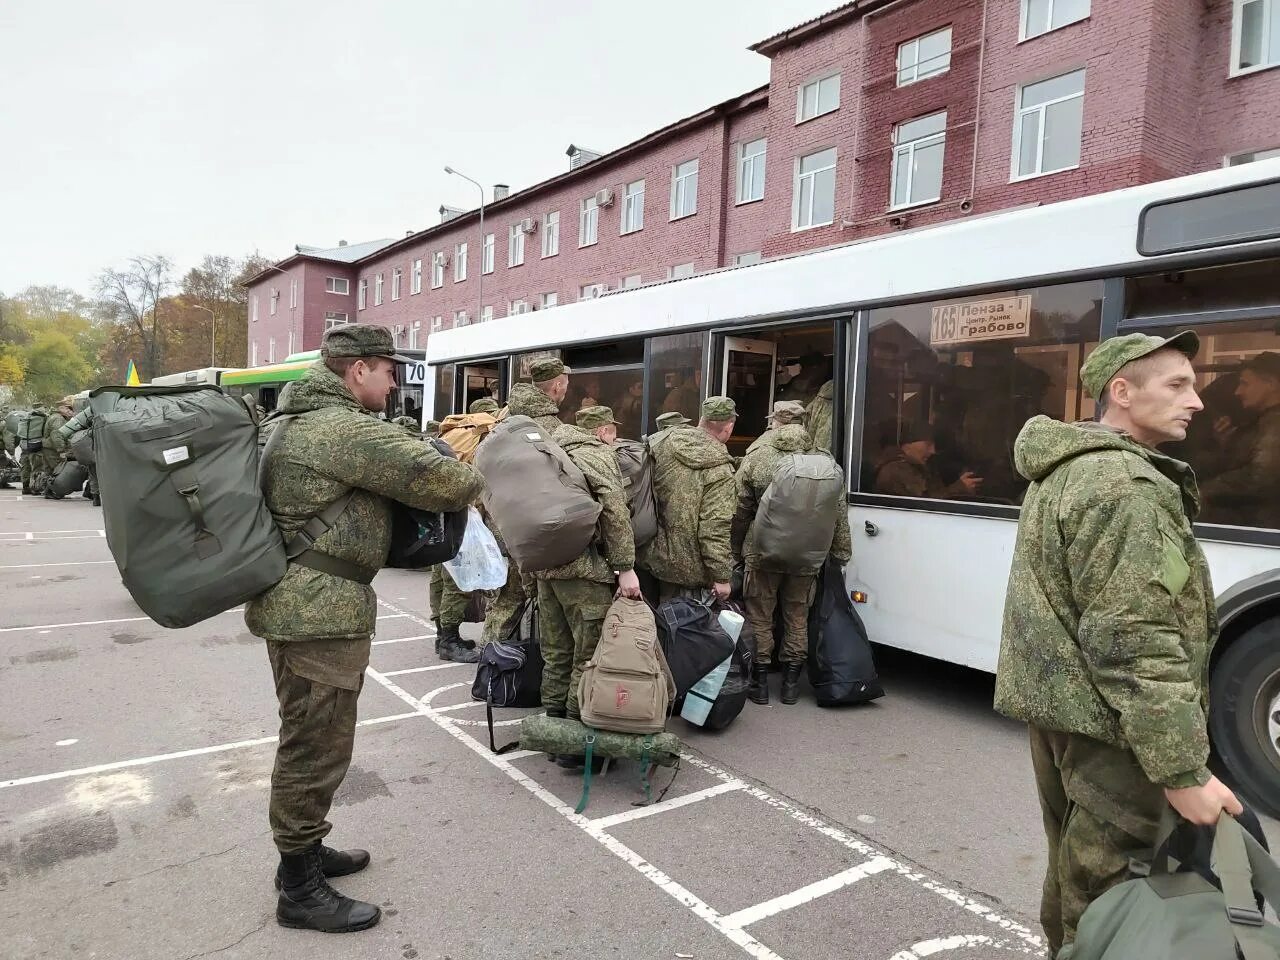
[518,714,680,767]
[47,460,89,499]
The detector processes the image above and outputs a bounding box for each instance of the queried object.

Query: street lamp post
[444,165,485,326]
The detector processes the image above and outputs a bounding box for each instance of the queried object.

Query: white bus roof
[427,159,1280,365]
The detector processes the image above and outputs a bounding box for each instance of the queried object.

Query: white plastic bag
[442,507,508,591]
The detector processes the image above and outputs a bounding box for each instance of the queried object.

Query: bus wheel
[1210,617,1280,820]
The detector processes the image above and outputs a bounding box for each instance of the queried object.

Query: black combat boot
[276,845,381,933]
[780,662,804,705]
[21,483,31,495]
[436,624,480,664]
[274,843,370,890]
[748,662,770,705]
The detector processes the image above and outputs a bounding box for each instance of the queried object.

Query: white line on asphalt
[502,749,540,761]
[888,934,1005,959]
[0,528,105,536]
[371,633,435,646]
[720,857,896,930]
[589,779,746,831]
[381,662,467,677]
[0,711,423,790]
[431,700,484,713]
[0,560,116,570]
[0,608,244,633]
[375,613,409,621]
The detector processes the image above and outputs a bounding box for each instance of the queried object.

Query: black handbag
[471,600,544,752]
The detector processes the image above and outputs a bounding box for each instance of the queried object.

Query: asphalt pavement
[2,491,1274,960]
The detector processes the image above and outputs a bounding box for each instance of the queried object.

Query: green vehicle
[221,349,427,420]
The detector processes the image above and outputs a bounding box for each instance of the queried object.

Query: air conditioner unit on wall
[594,188,615,207]
[519,217,538,234]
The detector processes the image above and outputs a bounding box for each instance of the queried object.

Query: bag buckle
[1226,906,1264,927]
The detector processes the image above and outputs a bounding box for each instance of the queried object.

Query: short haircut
[325,356,360,377]
[1094,348,1182,419]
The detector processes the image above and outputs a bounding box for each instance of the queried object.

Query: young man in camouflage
[35,399,71,496]
[536,406,641,762]
[996,332,1241,956]
[248,324,483,934]
[806,380,834,453]
[640,396,737,602]
[502,357,570,433]
[56,401,99,503]
[733,412,851,705]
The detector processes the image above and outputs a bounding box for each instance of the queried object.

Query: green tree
[22,330,92,402]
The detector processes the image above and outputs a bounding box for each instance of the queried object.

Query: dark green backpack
[17,410,46,453]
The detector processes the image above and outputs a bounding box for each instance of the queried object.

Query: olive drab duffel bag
[614,439,658,549]
[749,452,845,574]
[17,410,46,453]
[474,414,601,573]
[46,460,89,500]
[90,384,288,628]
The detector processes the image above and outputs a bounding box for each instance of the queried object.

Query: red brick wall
[1197,0,1280,168]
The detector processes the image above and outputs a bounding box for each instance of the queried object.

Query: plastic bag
[443,506,508,591]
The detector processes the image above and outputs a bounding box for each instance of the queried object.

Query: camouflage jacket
[806,380,834,453]
[1200,405,1280,530]
[57,407,93,442]
[535,424,635,584]
[503,382,562,436]
[43,412,68,454]
[994,416,1217,788]
[246,363,483,643]
[731,424,852,570]
[639,426,736,587]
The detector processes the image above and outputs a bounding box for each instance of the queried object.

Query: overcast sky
[0,0,830,297]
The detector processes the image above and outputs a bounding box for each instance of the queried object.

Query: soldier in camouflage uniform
[56,403,99,503]
[247,325,482,934]
[0,409,16,489]
[873,420,982,499]
[469,396,499,416]
[423,419,441,439]
[536,406,640,765]
[17,407,42,494]
[640,396,737,602]
[501,357,570,432]
[995,332,1241,957]
[1200,350,1280,529]
[806,380,834,453]
[35,400,71,496]
[647,410,690,449]
[746,400,807,455]
[732,418,852,705]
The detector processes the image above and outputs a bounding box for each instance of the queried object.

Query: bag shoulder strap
[1213,816,1274,960]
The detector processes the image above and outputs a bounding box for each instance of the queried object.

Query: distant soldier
[0,410,15,489]
[469,396,500,416]
[18,406,44,494]
[502,358,570,433]
[640,397,737,602]
[1200,350,1280,529]
[246,324,482,933]
[996,332,1240,956]
[423,419,441,439]
[732,418,851,705]
[778,352,831,407]
[747,400,806,454]
[873,420,982,500]
[806,380,834,453]
[35,399,71,496]
[57,402,99,504]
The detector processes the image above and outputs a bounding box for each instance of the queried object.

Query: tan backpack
[438,412,497,464]
[579,597,675,735]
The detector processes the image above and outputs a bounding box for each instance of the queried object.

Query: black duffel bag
[472,599,544,753]
[386,440,468,568]
[807,558,884,707]
[47,460,89,500]
[655,595,735,705]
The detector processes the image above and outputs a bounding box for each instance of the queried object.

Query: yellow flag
[125,360,141,386]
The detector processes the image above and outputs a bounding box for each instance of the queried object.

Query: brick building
[244,0,1280,364]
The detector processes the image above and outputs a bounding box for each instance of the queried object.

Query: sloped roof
[294,238,396,263]
[750,1,885,55]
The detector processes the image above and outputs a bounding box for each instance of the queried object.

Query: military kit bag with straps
[614,439,658,549]
[386,439,468,569]
[578,596,676,736]
[68,427,96,466]
[437,412,497,464]
[750,452,845,574]
[17,410,46,453]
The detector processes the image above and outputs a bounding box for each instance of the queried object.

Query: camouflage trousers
[19,454,33,488]
[428,564,472,629]
[744,567,816,665]
[1029,725,1165,958]
[536,578,613,719]
[481,560,529,646]
[267,638,370,854]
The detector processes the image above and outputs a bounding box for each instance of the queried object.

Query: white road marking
[432,701,484,714]
[0,711,422,790]
[0,560,116,570]
[56,739,79,746]
[889,934,1003,959]
[371,633,435,646]
[0,528,104,535]
[0,609,245,633]
[381,662,467,677]
[375,613,409,621]
[589,779,746,831]
[720,857,896,930]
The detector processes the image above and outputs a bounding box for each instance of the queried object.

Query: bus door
[721,337,777,452]
[457,361,505,412]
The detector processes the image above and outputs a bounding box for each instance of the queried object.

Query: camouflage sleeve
[580,447,635,573]
[830,469,852,564]
[57,408,92,441]
[730,460,759,561]
[699,466,736,583]
[45,414,68,453]
[1065,494,1210,786]
[308,411,484,513]
[1200,419,1280,511]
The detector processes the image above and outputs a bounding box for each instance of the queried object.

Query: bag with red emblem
[578,597,675,735]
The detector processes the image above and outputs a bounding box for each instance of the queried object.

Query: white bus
[426,160,1280,817]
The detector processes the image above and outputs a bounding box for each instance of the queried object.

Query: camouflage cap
[654,411,691,429]
[469,397,500,414]
[530,357,572,383]
[321,323,415,363]
[424,419,442,437]
[770,400,807,425]
[701,396,738,422]
[576,405,618,429]
[1079,331,1199,399]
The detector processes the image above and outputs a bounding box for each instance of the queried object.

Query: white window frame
[1226,145,1280,165]
[509,299,529,315]
[667,263,695,280]
[251,295,259,322]
[621,274,642,290]
[579,283,606,300]
[374,272,384,306]
[796,72,841,123]
[542,211,560,257]
[733,251,762,266]
[897,27,952,86]
[792,146,838,231]
[325,276,349,295]
[391,267,402,301]
[482,233,494,274]
[670,159,699,220]
[579,197,598,247]
[540,292,558,309]
[324,311,349,330]
[453,309,468,327]
[1011,68,1086,181]
[1019,0,1090,42]
[481,305,494,324]
[289,277,298,309]
[455,242,468,282]
[269,288,277,316]
[268,337,276,363]
[357,280,367,310]
[508,223,525,266]
[1232,0,1280,75]
[411,258,423,294]
[737,138,766,204]
[250,339,258,365]
[620,179,645,234]
[432,315,442,332]
[891,111,947,211]
[431,254,444,289]
[409,319,422,349]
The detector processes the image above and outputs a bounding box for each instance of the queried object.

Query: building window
[793,147,837,230]
[325,311,349,329]
[1021,0,1089,40]
[325,277,350,295]
[737,138,766,204]
[374,272,384,306]
[453,309,468,327]
[796,73,840,123]
[391,267,403,301]
[1234,0,1280,73]
[455,243,468,282]
[251,295,259,323]
[411,258,423,294]
[670,159,699,220]
[357,280,366,310]
[482,233,494,273]
[268,338,276,363]
[622,274,642,289]
[251,340,258,365]
[269,289,277,316]
[542,211,559,257]
[432,315,442,332]
[734,251,762,266]
[668,263,696,280]
[622,179,645,234]
[540,292,558,309]
[289,278,298,309]
[891,111,947,209]
[509,224,525,266]
[1013,68,1085,180]
[897,27,952,86]
[481,305,494,324]
[431,254,444,289]
[409,319,422,349]
[1227,146,1280,165]
[579,197,599,247]
[391,325,404,347]
[580,283,606,300]
[509,299,529,315]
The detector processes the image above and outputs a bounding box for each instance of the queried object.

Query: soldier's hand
[1164,775,1243,826]
[1213,415,1236,438]
[616,570,642,600]
[711,581,731,601]
[958,471,983,495]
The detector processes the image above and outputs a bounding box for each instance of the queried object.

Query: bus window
[460,363,501,411]
[646,332,705,435]
[860,279,1102,505]
[560,340,645,439]
[1126,258,1280,320]
[432,364,455,419]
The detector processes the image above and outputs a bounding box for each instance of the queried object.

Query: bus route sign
[929,295,1032,347]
